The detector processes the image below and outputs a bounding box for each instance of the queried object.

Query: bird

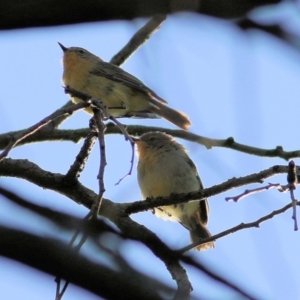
[133,131,214,251]
[58,43,191,130]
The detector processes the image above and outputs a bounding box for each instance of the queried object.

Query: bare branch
[225,183,289,202]
[91,110,107,216]
[290,190,298,231]
[0,128,89,149]
[63,132,97,186]
[4,124,300,161]
[44,100,75,130]
[180,200,300,253]
[123,165,293,214]
[110,14,167,66]
[115,125,300,160]
[0,102,89,162]
[55,279,69,300]
[114,138,135,185]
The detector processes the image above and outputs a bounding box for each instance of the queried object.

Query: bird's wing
[90,60,168,104]
[186,157,209,225]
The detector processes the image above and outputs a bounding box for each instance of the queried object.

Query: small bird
[58,43,191,130]
[133,132,214,251]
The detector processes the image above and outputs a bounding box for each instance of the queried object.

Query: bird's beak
[131,136,140,143]
[58,42,68,52]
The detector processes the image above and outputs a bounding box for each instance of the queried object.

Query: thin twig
[110,15,167,66]
[0,102,89,162]
[179,200,300,253]
[91,109,107,216]
[73,233,89,252]
[55,211,94,298]
[290,190,298,231]
[55,277,61,300]
[115,139,135,185]
[0,128,89,150]
[63,131,97,186]
[225,182,289,202]
[44,101,75,131]
[106,117,135,185]
[56,281,69,300]
[105,124,300,161]
[67,212,93,247]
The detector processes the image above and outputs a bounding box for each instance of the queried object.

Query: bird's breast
[137,150,202,223]
[137,151,200,197]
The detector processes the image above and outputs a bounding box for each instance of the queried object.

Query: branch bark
[3,124,300,160]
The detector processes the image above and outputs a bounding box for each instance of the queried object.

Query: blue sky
[1,3,300,300]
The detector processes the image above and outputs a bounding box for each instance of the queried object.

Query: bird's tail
[149,100,191,130]
[181,214,215,251]
[189,223,215,251]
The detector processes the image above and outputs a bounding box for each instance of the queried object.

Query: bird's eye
[149,137,156,142]
[78,49,85,54]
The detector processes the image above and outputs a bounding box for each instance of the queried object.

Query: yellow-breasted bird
[133,132,214,251]
[58,43,191,130]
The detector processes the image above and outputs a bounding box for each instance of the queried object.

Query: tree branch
[123,165,294,214]
[3,124,300,160]
[225,182,289,202]
[91,109,107,215]
[0,102,89,162]
[64,131,97,186]
[180,200,300,252]
[112,125,300,161]
[110,14,167,66]
[0,0,281,30]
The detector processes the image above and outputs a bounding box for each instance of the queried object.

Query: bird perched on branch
[133,131,214,251]
[58,43,191,130]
